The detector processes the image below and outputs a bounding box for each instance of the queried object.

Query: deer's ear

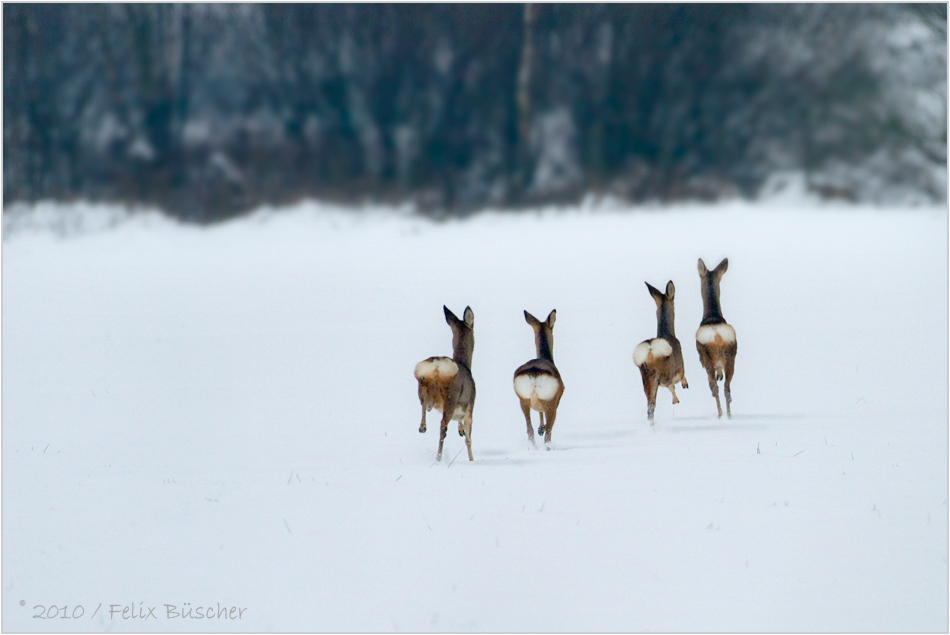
[444,305,459,326]
[645,282,663,306]
[665,280,675,300]
[698,258,708,277]
[463,306,474,328]
[524,310,541,328]
[714,258,729,278]
[546,309,557,328]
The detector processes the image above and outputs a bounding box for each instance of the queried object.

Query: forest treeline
[4,4,947,221]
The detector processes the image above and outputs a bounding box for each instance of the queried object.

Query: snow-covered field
[3,194,947,632]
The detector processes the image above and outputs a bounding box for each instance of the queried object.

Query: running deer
[696,258,737,418]
[414,306,476,462]
[513,310,564,447]
[634,281,688,424]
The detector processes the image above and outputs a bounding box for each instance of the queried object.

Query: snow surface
[2,194,947,632]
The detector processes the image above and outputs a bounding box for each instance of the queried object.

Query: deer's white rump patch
[514,373,560,401]
[633,338,673,367]
[414,357,458,381]
[696,323,736,346]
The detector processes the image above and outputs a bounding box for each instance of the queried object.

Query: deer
[513,310,564,448]
[414,306,476,462]
[633,281,688,424]
[696,258,737,418]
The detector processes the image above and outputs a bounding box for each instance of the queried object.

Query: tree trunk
[516,3,537,198]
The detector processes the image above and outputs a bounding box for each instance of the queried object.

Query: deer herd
[414,257,736,462]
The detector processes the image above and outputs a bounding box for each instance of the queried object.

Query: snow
[2,194,947,632]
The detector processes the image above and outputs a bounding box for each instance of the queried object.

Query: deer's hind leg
[542,404,558,445]
[698,344,723,418]
[461,405,474,461]
[537,411,546,437]
[436,405,452,462]
[418,384,428,433]
[640,366,660,424]
[723,347,736,418]
[520,398,536,447]
[705,366,722,419]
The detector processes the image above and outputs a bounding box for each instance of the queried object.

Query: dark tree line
[4,4,946,222]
